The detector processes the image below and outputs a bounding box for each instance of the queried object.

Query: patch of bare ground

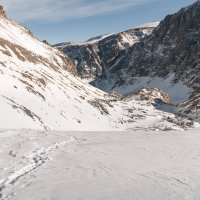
[109,91,123,100]
[178,88,200,121]
[0,61,6,68]
[181,88,200,113]
[18,78,45,101]
[0,38,76,74]
[88,98,114,115]
[21,71,47,88]
[56,53,77,76]
[80,96,85,100]
[164,116,194,129]
[0,62,5,74]
[2,95,48,129]
[131,88,171,104]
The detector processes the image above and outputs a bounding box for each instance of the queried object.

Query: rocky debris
[134,88,171,104]
[124,88,171,104]
[42,40,50,45]
[27,29,34,37]
[54,27,156,79]
[164,116,194,129]
[0,6,6,17]
[88,98,115,115]
[178,88,200,120]
[0,37,76,75]
[109,91,123,100]
[88,99,109,115]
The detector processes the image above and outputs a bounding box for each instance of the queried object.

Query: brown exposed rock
[27,30,34,37]
[0,6,6,17]
[42,40,50,45]
[133,88,171,104]
[178,88,200,118]
[88,99,109,115]
[0,38,77,75]
[3,95,48,129]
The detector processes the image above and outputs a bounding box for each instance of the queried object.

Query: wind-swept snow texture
[0,129,200,200]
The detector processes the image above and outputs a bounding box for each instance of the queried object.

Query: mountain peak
[178,0,200,14]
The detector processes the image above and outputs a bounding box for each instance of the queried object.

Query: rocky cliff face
[54,25,157,79]
[89,2,199,110]
[124,1,200,87]
[94,1,200,94]
[178,88,200,121]
[54,1,200,120]
[134,88,171,104]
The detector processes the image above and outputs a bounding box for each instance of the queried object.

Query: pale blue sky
[1,0,196,44]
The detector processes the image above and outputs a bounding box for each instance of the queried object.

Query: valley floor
[1,129,200,200]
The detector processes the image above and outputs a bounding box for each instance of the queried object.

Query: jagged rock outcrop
[54,25,158,79]
[0,5,6,17]
[93,1,200,95]
[124,1,200,87]
[134,88,171,104]
[178,88,200,120]
[42,40,50,45]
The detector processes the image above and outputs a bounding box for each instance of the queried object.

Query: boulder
[0,6,6,17]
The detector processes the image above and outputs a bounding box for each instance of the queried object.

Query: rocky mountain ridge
[122,1,200,87]
[54,24,158,79]
[105,0,200,120]
[55,2,200,121]
[94,1,200,91]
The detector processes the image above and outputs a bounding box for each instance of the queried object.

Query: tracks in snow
[0,136,76,199]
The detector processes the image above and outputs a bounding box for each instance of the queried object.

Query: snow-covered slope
[0,15,119,130]
[1,128,200,199]
[0,11,110,130]
[54,25,157,79]
[1,9,194,131]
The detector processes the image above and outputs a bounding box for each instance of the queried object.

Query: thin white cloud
[0,0,154,22]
